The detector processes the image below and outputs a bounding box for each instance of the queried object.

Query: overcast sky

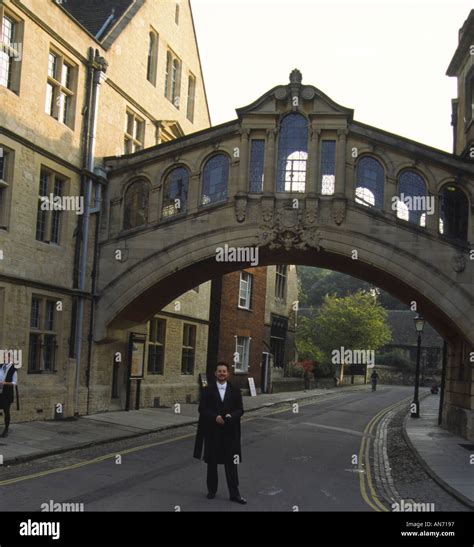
[191,0,472,153]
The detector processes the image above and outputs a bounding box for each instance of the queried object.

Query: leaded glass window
[201,154,229,205]
[249,140,264,192]
[162,167,188,218]
[321,140,336,195]
[439,185,468,241]
[277,113,308,192]
[123,179,149,230]
[355,157,384,208]
[396,171,427,225]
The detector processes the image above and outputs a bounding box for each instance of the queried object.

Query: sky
[191,0,473,153]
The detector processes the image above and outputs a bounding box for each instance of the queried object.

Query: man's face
[215,365,229,382]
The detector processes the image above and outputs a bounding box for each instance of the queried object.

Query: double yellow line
[358,396,412,512]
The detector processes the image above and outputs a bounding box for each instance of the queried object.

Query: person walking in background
[193,362,247,504]
[371,369,379,392]
[0,357,18,437]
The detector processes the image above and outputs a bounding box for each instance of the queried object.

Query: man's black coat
[193,381,244,464]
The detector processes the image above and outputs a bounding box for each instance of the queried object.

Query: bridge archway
[97,70,474,440]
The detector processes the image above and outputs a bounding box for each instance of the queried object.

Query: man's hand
[216,415,225,425]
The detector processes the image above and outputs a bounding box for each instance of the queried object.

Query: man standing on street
[0,357,18,437]
[193,362,247,504]
[371,369,379,392]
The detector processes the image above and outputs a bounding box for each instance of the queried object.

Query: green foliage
[297,292,392,380]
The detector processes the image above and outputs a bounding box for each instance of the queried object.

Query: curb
[401,395,474,510]
[2,386,366,466]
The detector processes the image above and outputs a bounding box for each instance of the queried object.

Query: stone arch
[95,222,474,348]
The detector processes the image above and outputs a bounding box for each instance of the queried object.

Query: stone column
[187,173,200,214]
[237,128,250,195]
[263,127,277,194]
[306,126,320,195]
[335,128,348,196]
[384,176,397,216]
[425,192,439,234]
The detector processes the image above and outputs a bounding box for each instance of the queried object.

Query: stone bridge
[96,70,474,439]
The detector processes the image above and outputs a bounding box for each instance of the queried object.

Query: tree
[297,292,392,383]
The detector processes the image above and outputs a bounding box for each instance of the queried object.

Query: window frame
[124,109,145,154]
[275,265,287,300]
[0,7,22,93]
[238,271,252,310]
[234,336,250,373]
[147,317,166,375]
[146,29,159,86]
[0,145,13,229]
[186,72,196,122]
[28,295,59,373]
[44,48,77,129]
[164,49,181,108]
[181,323,196,375]
[35,167,66,245]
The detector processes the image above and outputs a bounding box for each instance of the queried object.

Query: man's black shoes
[206,493,216,499]
[229,496,247,504]
[1,429,8,438]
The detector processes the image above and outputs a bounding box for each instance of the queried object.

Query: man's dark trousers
[207,461,239,498]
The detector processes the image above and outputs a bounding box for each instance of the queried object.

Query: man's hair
[215,362,230,371]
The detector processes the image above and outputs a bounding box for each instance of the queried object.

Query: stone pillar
[263,127,277,194]
[306,126,320,195]
[237,128,250,194]
[384,176,397,216]
[425,192,439,233]
[335,128,348,196]
[187,173,200,214]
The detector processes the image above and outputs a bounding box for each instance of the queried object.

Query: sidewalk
[0,386,365,466]
[403,393,474,508]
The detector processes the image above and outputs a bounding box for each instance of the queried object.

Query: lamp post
[411,315,425,418]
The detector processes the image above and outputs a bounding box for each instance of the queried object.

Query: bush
[378,351,413,371]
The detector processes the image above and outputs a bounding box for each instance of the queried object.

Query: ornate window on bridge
[439,184,469,241]
[249,139,265,192]
[277,113,308,193]
[201,154,229,205]
[321,140,336,195]
[396,171,427,226]
[355,157,384,209]
[123,179,149,230]
[162,167,189,218]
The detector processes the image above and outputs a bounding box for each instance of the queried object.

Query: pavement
[1,383,473,510]
[403,392,474,508]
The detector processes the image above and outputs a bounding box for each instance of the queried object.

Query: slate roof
[61,0,133,39]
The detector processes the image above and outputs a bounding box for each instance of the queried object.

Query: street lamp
[411,315,425,418]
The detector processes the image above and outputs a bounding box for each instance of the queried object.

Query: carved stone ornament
[301,86,315,100]
[256,204,321,251]
[332,199,347,225]
[274,86,288,100]
[451,254,466,273]
[289,68,302,85]
[234,196,247,223]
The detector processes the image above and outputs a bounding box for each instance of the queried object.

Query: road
[0,385,467,512]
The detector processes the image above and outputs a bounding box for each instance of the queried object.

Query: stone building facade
[0,0,211,421]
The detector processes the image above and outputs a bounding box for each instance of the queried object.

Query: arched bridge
[97,70,474,439]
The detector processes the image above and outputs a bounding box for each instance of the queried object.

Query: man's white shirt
[0,363,17,394]
[217,381,227,401]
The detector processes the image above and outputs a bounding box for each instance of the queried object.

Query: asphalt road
[0,385,428,512]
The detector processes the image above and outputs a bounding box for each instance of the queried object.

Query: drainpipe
[74,49,108,416]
